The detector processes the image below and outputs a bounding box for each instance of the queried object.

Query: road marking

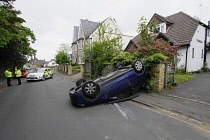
[129,101,210,134]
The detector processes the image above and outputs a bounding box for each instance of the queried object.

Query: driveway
[164,73,210,103]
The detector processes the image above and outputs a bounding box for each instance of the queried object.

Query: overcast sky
[14,0,210,61]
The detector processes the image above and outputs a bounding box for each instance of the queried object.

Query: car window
[33,69,45,73]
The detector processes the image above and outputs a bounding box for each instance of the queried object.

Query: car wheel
[76,78,87,87]
[82,81,100,99]
[116,62,124,70]
[42,76,46,81]
[131,60,144,73]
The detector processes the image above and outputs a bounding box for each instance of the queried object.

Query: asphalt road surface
[0,75,209,140]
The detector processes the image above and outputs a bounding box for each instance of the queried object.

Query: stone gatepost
[80,64,84,78]
[67,65,72,75]
[151,63,165,93]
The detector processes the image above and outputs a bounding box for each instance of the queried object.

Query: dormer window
[154,23,166,34]
[108,27,113,33]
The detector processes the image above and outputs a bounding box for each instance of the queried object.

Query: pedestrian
[4,68,12,87]
[15,67,22,85]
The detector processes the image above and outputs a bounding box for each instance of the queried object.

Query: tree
[0,0,36,68]
[55,43,71,65]
[84,23,122,77]
[136,17,178,61]
[136,17,179,92]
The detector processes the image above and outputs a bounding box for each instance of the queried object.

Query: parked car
[69,60,146,107]
[26,68,53,81]
[21,69,29,78]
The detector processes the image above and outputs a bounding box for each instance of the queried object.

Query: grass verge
[175,74,195,83]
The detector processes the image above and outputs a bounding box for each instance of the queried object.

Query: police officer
[15,67,22,85]
[4,68,12,87]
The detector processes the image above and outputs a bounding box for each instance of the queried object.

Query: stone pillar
[151,63,165,93]
[68,65,72,75]
[80,64,85,74]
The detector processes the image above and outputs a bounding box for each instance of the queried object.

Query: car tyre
[42,76,46,81]
[76,78,87,87]
[82,81,100,99]
[131,60,144,73]
[115,62,124,70]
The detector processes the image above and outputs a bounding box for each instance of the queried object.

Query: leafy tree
[111,52,139,66]
[136,17,179,92]
[55,43,71,64]
[136,17,178,61]
[84,23,122,78]
[0,0,36,68]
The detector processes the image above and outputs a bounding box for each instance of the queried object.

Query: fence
[84,61,114,79]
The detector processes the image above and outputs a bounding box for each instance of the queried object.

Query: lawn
[175,74,195,83]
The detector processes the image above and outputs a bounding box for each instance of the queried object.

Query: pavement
[1,71,210,124]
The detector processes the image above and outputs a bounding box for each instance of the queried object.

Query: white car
[26,68,51,81]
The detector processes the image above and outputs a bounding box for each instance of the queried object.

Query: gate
[164,63,176,87]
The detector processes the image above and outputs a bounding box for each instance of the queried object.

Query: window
[108,27,113,33]
[154,23,166,33]
[201,49,204,58]
[115,29,117,34]
[154,25,160,34]
[192,48,194,58]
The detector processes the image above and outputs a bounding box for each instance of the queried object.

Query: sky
[14,0,210,61]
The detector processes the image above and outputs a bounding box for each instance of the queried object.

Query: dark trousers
[17,77,21,85]
[7,77,12,86]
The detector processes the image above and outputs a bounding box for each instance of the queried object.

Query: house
[71,17,133,64]
[125,11,210,72]
[45,60,58,67]
[25,56,49,69]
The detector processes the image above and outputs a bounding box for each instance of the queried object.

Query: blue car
[69,60,146,107]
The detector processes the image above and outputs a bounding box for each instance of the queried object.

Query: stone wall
[151,63,165,93]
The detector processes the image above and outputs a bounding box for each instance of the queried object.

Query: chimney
[208,21,210,27]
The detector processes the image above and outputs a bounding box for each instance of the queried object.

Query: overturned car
[69,60,146,107]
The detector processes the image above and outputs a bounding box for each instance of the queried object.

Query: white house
[71,17,134,64]
[125,12,210,72]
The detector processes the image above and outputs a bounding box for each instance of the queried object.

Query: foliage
[137,16,156,47]
[135,17,179,92]
[84,23,122,78]
[0,0,36,68]
[72,65,80,72]
[137,39,178,62]
[55,43,71,65]
[201,62,209,72]
[111,52,139,66]
[175,74,194,83]
[142,53,168,92]
[176,64,185,74]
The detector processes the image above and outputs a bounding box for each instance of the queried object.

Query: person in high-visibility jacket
[15,68,22,85]
[4,68,13,87]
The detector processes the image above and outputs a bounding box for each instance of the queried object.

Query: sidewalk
[132,92,210,124]
[54,71,82,82]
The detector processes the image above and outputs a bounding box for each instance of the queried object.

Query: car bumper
[69,88,85,107]
[26,77,42,81]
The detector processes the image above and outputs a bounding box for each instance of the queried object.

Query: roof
[73,26,79,42]
[165,11,199,45]
[149,13,173,25]
[80,19,99,39]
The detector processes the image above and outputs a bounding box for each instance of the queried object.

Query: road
[0,75,209,140]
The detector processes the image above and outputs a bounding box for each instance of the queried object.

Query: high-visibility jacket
[4,70,12,78]
[15,70,22,77]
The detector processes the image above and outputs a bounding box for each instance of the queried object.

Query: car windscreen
[32,69,45,73]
